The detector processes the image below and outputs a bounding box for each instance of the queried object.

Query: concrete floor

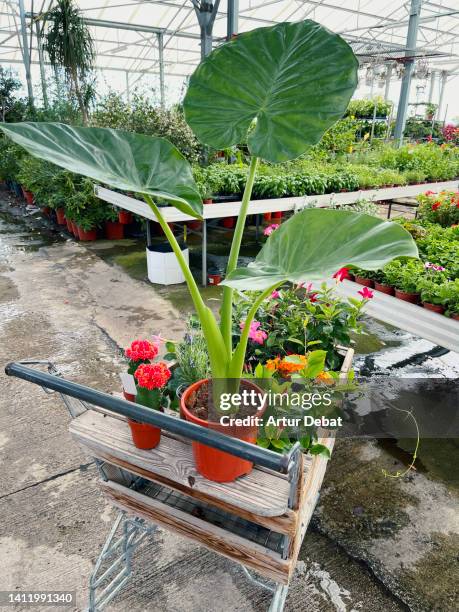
[0,189,457,612]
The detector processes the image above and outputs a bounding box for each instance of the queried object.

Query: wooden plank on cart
[100,479,292,584]
[70,411,291,518]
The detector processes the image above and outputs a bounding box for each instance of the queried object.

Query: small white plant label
[120,373,136,395]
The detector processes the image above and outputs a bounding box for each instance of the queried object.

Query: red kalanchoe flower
[125,339,158,362]
[135,362,171,390]
[333,267,351,282]
[358,287,374,299]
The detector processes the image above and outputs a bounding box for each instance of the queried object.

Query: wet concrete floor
[0,188,458,611]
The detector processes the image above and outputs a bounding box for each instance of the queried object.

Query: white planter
[146,245,189,285]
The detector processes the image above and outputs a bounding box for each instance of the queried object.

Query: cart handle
[5,361,300,474]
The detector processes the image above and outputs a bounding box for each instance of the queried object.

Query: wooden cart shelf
[70,410,334,585]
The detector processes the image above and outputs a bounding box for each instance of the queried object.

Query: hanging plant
[41,0,95,124]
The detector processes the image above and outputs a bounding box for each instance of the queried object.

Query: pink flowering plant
[233,283,369,371]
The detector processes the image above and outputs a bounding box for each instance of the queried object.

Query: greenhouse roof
[1,1,459,117]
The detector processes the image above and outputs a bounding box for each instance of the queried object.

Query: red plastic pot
[66,218,73,232]
[272,211,283,220]
[423,302,445,314]
[395,289,419,304]
[71,221,80,238]
[105,220,124,240]
[78,226,97,241]
[42,206,51,217]
[127,419,161,450]
[123,389,136,402]
[355,276,374,288]
[203,198,213,204]
[208,273,222,285]
[263,212,272,221]
[221,217,235,229]
[22,188,34,205]
[451,313,459,321]
[187,220,202,231]
[374,282,395,296]
[56,207,66,225]
[180,379,266,483]
[118,210,133,224]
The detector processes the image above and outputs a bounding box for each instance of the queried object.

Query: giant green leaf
[184,21,358,163]
[0,122,202,218]
[222,209,419,290]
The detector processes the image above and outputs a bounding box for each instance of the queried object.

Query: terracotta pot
[42,206,51,216]
[71,221,80,238]
[355,276,374,288]
[203,198,213,204]
[395,289,419,304]
[263,212,272,221]
[22,188,34,205]
[66,218,73,232]
[208,273,222,285]
[272,211,283,219]
[56,208,66,225]
[78,226,97,241]
[221,217,235,229]
[374,282,395,296]
[180,379,266,482]
[118,210,133,224]
[105,220,124,240]
[423,302,445,314]
[127,419,161,450]
[187,220,202,231]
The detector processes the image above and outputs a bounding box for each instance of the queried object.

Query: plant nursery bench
[5,359,343,612]
[95,180,458,287]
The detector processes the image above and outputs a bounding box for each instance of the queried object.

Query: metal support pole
[125,71,130,103]
[436,70,447,121]
[157,32,165,108]
[394,0,422,144]
[35,21,48,109]
[227,0,239,40]
[428,70,436,104]
[370,102,378,142]
[384,63,393,101]
[18,0,34,107]
[194,1,221,60]
[202,219,207,286]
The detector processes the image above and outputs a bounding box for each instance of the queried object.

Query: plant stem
[143,195,228,378]
[227,283,280,378]
[220,156,259,352]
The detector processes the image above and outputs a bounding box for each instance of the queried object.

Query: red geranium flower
[134,362,171,390]
[125,339,158,362]
[333,267,351,282]
[431,201,441,210]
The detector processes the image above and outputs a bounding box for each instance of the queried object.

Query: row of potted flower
[346,263,459,319]
[3,178,133,241]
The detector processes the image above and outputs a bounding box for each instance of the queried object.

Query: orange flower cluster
[266,354,307,378]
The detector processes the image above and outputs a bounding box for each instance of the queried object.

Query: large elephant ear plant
[0,21,418,381]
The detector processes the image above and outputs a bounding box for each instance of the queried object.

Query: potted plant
[122,338,159,400]
[128,361,171,449]
[353,267,376,287]
[0,20,418,482]
[383,259,424,303]
[444,280,459,320]
[425,103,437,121]
[105,207,125,239]
[416,262,448,313]
[118,209,133,224]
